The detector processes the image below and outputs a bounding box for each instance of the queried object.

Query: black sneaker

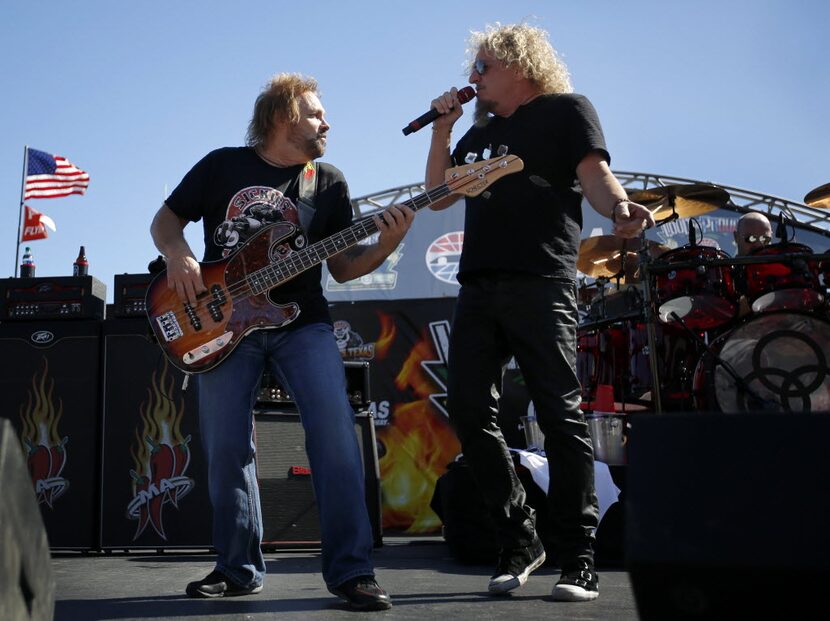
[185,570,263,598]
[488,537,546,594]
[551,561,599,602]
[329,576,392,611]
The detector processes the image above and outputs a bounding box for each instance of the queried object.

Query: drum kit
[578,182,830,464]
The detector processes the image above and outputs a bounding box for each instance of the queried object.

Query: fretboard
[246,181,453,294]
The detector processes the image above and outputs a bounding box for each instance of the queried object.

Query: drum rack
[580,245,830,415]
[645,251,830,273]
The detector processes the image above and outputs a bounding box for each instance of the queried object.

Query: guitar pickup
[182,331,234,365]
[207,284,227,322]
[155,311,183,342]
[183,303,202,331]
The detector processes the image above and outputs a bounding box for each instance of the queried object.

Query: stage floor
[53,536,639,620]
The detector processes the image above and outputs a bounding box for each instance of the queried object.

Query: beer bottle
[73,245,88,277]
[20,247,35,278]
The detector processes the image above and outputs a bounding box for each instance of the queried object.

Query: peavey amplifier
[112,273,155,318]
[0,276,106,321]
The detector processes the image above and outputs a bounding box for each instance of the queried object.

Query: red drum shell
[577,323,628,406]
[654,245,737,330]
[627,321,703,412]
[743,242,824,313]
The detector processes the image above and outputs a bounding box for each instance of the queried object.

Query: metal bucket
[520,415,545,452]
[586,413,627,465]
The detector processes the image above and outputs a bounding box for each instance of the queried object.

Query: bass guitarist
[150,72,412,610]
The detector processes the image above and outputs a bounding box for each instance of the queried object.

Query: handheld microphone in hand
[402,86,476,136]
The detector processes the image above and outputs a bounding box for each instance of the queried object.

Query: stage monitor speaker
[99,318,212,549]
[625,411,830,620]
[0,320,101,549]
[0,419,55,621]
[253,409,382,549]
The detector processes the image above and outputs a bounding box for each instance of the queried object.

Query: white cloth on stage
[510,448,620,524]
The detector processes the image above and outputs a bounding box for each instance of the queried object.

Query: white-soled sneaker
[488,537,546,594]
[551,561,599,602]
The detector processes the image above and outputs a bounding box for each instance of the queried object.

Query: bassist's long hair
[246,73,319,149]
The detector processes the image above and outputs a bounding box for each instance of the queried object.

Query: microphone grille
[457,86,476,104]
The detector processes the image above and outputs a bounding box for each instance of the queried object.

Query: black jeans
[447,273,599,564]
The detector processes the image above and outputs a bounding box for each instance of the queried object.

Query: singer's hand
[430,87,465,132]
[613,201,656,239]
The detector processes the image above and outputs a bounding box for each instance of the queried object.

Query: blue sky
[1,0,827,301]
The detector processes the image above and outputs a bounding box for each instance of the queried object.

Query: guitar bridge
[155,311,183,342]
[183,331,234,366]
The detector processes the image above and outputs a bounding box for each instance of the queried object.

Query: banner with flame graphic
[331,298,460,534]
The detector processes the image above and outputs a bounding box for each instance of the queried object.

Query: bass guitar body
[146,222,304,373]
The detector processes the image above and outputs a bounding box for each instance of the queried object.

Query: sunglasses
[744,234,771,244]
[473,59,488,75]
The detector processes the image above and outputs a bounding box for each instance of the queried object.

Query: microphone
[402,86,476,136]
[689,218,697,246]
[775,211,787,241]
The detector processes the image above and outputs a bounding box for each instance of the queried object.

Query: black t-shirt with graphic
[165,146,353,329]
[451,93,609,281]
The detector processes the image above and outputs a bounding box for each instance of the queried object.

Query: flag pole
[15,145,29,277]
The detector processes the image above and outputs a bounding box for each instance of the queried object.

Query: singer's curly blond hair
[246,73,319,148]
[467,23,573,95]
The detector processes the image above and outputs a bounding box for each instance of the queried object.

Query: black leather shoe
[329,576,392,610]
[185,570,263,598]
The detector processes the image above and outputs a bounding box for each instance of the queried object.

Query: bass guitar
[146,154,524,373]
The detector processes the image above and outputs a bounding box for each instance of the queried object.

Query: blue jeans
[196,322,375,589]
[447,274,599,565]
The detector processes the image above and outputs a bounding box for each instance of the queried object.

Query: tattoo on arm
[343,246,366,260]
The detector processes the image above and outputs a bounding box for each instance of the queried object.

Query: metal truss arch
[352,171,830,236]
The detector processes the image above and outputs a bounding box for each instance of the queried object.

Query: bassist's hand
[166,255,207,306]
[373,205,415,254]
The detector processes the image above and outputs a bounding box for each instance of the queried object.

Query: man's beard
[290,130,326,159]
[473,99,496,127]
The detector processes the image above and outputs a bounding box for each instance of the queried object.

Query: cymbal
[804,183,830,209]
[577,235,670,279]
[627,184,730,220]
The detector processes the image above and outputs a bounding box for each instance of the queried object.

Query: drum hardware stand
[667,311,782,411]
[637,231,664,413]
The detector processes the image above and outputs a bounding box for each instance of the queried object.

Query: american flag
[24,148,90,199]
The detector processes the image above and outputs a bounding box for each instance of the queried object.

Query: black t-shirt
[451,93,609,281]
[165,146,353,329]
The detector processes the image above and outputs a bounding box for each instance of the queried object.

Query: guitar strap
[297,160,318,232]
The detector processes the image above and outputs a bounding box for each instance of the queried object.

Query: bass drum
[693,312,830,412]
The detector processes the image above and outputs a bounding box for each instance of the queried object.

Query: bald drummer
[734,212,773,256]
[734,212,773,316]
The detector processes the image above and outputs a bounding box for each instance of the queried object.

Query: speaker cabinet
[99,318,212,549]
[0,419,55,621]
[0,321,101,549]
[625,412,830,620]
[253,409,382,549]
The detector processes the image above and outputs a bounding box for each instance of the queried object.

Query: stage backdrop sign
[330,298,460,534]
